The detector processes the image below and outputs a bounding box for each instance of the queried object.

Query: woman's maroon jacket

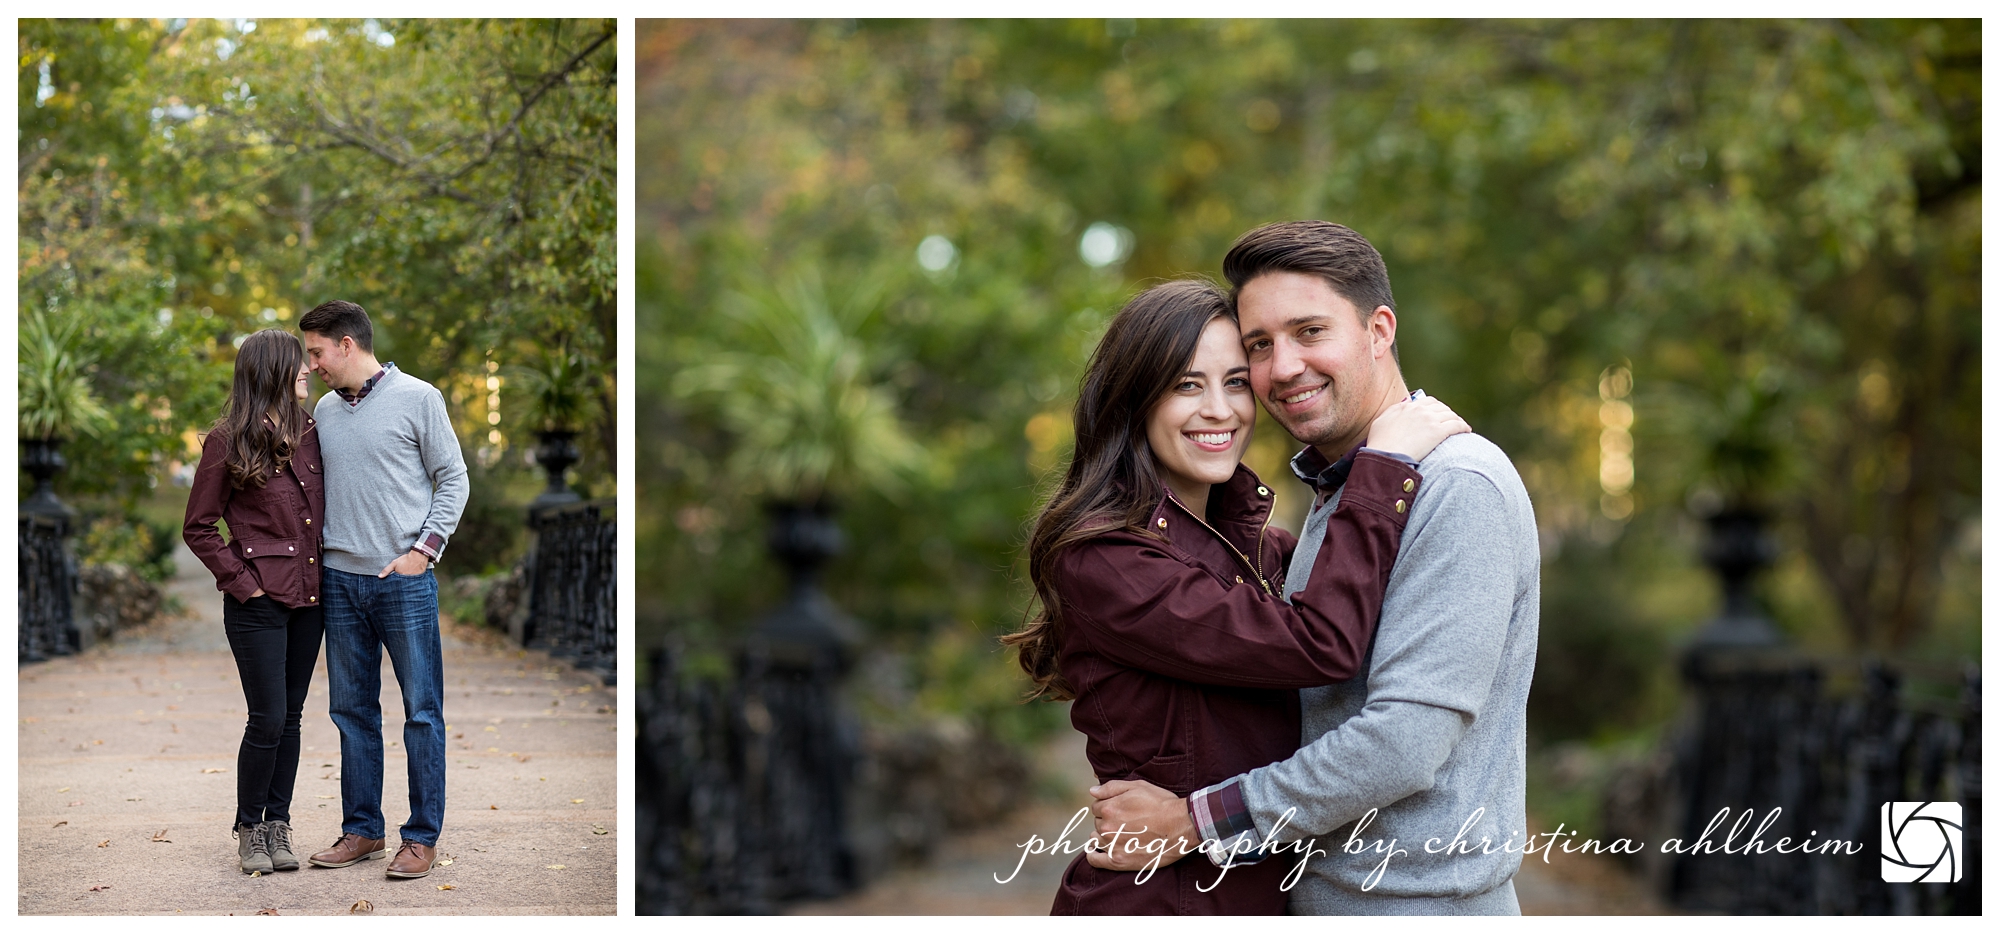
[1047,451,1421,915]
[183,417,326,609]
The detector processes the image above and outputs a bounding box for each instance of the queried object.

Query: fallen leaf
[571,798,585,804]
[93,739,103,745]
[150,829,171,843]
[52,820,67,828]
[58,786,70,793]
[436,884,456,891]
[89,885,111,892]
[591,824,608,835]
[437,857,455,867]
[97,840,110,847]
[201,768,226,774]
[545,864,567,870]
[489,805,498,810]
[486,747,499,752]
[256,908,278,915]
[250,871,262,877]
[349,900,373,914]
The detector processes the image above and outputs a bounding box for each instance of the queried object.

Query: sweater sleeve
[410,386,470,562]
[1232,468,1518,843]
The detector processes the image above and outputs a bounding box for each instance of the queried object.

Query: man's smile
[1275,383,1328,408]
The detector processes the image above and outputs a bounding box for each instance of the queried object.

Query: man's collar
[337,362,395,402]
[1289,442,1365,493]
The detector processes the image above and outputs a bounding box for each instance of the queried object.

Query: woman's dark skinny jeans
[222,593,325,828]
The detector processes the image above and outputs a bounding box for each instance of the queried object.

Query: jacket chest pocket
[235,537,305,601]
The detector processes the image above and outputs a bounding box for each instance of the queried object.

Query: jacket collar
[1151,462,1276,558]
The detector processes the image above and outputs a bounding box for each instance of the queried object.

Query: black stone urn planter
[529,428,582,510]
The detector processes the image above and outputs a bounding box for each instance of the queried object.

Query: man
[1086,221,1540,914]
[296,300,469,880]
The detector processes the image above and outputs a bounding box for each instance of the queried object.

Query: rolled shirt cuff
[412,531,446,562]
[1189,775,1271,867]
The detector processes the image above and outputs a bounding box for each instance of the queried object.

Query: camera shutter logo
[1880,802,1962,883]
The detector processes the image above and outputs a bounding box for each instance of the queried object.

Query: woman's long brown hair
[211,329,309,491]
[1003,279,1233,701]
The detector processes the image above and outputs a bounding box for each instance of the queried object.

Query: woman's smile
[1183,428,1237,453]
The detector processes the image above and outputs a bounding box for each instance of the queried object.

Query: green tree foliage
[643,20,1977,740]
[20,18,617,512]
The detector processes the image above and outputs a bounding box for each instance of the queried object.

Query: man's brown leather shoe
[384,841,437,879]
[308,832,387,868]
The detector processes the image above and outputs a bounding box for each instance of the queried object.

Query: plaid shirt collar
[336,362,394,406]
[1290,442,1365,495]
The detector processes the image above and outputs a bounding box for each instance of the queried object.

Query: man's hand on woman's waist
[1083,779,1196,871]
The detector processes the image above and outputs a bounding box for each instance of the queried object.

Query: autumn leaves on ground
[17,545,616,915]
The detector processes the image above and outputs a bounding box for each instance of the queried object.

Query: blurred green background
[642,18,1979,830]
[19,18,616,586]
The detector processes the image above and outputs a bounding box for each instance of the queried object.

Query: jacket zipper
[1167,497,1275,595]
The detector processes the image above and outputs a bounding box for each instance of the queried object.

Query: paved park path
[18,543,616,915]
[794,730,1670,915]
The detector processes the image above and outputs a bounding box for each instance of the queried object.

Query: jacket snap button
[309,558,315,564]
[310,596,317,602]
[1256,486,1269,496]
[1157,517,1167,529]
[306,519,312,525]
[1395,499,1407,514]
[1403,478,1415,493]
[245,547,252,554]
[288,546,295,552]
[1235,575,1243,583]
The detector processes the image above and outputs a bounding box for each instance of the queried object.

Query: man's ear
[1369,305,1398,360]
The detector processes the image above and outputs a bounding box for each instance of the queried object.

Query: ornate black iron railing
[1666,652,1980,915]
[636,644,859,915]
[18,513,80,663]
[522,498,617,682]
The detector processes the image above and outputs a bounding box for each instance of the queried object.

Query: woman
[183,329,326,875]
[1005,280,1466,914]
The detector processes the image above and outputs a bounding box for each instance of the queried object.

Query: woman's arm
[181,430,262,602]
[1053,452,1419,689]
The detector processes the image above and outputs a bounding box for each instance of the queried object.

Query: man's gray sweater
[313,364,470,576]
[1247,432,1540,914]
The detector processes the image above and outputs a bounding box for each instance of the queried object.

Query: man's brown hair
[298,300,374,353]
[1222,220,1398,361]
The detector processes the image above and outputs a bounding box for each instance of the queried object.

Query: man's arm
[1090,468,1518,869]
[1234,469,1516,841]
[411,385,470,563]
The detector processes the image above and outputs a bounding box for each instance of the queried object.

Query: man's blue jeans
[323,566,446,845]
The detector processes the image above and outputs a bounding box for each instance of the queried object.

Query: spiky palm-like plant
[19,309,112,443]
